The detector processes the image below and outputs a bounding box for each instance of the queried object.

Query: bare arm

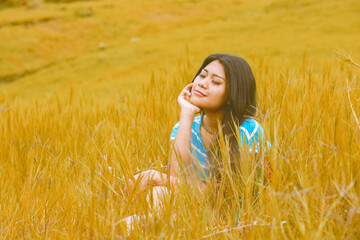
[149,83,200,189]
[169,83,200,178]
[169,111,196,176]
[125,83,201,194]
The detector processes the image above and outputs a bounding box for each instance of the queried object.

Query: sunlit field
[1,0,360,238]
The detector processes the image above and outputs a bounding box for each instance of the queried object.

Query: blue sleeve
[239,119,265,153]
[239,119,272,153]
[170,122,180,141]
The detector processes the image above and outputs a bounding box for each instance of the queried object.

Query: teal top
[170,113,270,179]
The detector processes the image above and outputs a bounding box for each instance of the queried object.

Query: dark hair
[192,53,257,180]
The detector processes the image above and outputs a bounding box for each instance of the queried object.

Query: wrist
[180,111,196,119]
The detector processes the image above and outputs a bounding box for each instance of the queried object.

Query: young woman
[125,53,269,219]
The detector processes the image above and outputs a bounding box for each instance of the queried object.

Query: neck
[203,110,224,132]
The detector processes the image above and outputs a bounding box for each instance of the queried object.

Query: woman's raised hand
[178,83,201,115]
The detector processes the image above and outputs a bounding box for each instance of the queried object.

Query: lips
[193,89,206,97]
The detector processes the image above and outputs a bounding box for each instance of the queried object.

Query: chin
[191,99,225,112]
[190,98,203,108]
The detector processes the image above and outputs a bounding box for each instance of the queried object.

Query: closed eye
[212,80,220,85]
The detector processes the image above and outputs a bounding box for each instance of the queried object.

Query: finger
[182,90,191,100]
[184,83,193,91]
[179,89,187,97]
[180,91,190,100]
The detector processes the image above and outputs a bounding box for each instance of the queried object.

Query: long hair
[192,53,257,180]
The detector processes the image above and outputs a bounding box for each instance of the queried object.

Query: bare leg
[122,186,171,231]
[146,186,170,213]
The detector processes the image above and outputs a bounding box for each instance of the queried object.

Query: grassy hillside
[0,0,359,238]
[1,0,360,101]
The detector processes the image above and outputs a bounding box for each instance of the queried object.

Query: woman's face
[190,60,227,111]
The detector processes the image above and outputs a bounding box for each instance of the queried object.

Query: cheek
[192,78,200,86]
[202,89,226,109]
[214,88,226,103]
[191,81,203,95]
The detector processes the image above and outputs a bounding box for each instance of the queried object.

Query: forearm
[151,171,179,190]
[169,112,195,175]
[154,171,205,192]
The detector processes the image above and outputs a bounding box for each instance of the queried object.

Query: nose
[198,76,209,89]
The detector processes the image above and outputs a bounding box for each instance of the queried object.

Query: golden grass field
[1,0,360,238]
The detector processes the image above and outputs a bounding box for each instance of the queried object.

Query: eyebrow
[203,69,225,80]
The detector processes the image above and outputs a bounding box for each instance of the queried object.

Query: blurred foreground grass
[0,0,360,238]
[1,53,360,238]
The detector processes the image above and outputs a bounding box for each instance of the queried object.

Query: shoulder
[169,115,201,140]
[170,121,180,141]
[239,118,264,139]
[171,121,180,130]
[171,115,201,130]
[238,118,269,152]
